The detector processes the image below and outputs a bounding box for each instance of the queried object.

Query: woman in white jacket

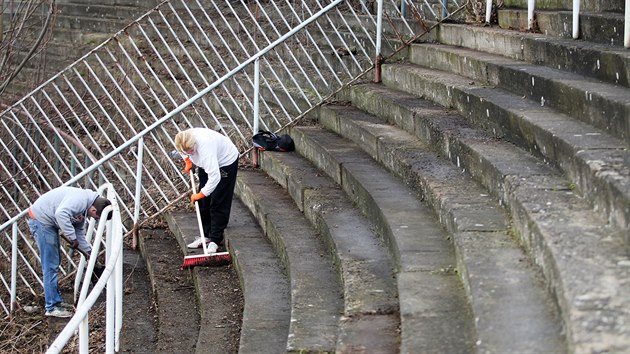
[175,128,239,253]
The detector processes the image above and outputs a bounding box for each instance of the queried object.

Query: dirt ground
[0,226,244,353]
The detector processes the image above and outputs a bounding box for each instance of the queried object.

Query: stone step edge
[378,62,630,250]
[257,150,400,352]
[224,198,291,354]
[303,114,566,352]
[340,82,630,352]
[291,125,481,352]
[235,170,343,352]
[434,21,630,92]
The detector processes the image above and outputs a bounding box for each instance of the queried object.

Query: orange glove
[184,157,193,174]
[190,192,205,203]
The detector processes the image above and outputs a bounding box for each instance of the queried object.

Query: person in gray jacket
[27,187,111,318]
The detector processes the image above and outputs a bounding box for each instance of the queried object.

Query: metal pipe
[115,209,123,351]
[625,0,630,48]
[10,223,17,314]
[486,0,492,24]
[528,0,535,30]
[375,0,383,83]
[47,205,123,354]
[132,138,144,249]
[573,0,580,39]
[254,58,260,135]
[106,216,114,354]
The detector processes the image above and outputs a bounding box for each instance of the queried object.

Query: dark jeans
[197,158,238,245]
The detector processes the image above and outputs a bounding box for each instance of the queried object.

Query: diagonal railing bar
[182,1,263,125]
[168,2,254,129]
[241,3,316,106]
[282,0,345,87]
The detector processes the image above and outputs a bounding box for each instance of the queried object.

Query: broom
[181,168,232,269]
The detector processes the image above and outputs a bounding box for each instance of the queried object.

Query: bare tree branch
[0,0,56,95]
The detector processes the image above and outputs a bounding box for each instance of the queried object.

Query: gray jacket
[30,187,100,254]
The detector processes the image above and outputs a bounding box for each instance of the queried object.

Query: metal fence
[0,0,458,319]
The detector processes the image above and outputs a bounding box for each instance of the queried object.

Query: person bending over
[28,187,111,318]
[175,128,239,253]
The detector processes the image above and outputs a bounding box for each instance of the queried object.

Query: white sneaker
[207,242,218,254]
[187,238,206,249]
[45,306,73,318]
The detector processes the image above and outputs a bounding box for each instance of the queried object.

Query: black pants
[197,158,238,245]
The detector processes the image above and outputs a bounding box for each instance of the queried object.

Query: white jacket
[186,128,239,196]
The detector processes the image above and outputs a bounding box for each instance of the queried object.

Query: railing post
[442,0,448,19]
[115,210,123,351]
[106,215,115,354]
[572,0,580,39]
[625,0,630,48]
[528,0,535,30]
[132,137,144,249]
[485,0,492,24]
[10,223,17,315]
[252,58,261,167]
[374,0,383,83]
[253,58,260,135]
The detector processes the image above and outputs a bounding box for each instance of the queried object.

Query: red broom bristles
[181,251,232,269]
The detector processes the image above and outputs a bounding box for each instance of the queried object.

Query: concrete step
[378,60,630,250]
[433,21,630,89]
[255,150,400,352]
[236,169,343,352]
[291,122,564,352]
[137,228,200,352]
[165,198,292,353]
[498,9,626,47]
[407,42,630,142]
[225,199,291,354]
[164,210,245,353]
[499,0,624,12]
[119,245,157,352]
[341,78,630,351]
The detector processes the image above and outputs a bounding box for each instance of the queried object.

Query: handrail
[46,184,124,354]
[0,0,343,235]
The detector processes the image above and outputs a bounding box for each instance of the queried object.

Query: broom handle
[190,170,209,255]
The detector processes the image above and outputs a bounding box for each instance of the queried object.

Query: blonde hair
[175,130,195,152]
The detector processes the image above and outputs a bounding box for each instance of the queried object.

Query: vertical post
[572,0,580,39]
[527,0,535,30]
[442,0,448,19]
[10,224,17,315]
[106,217,114,354]
[252,58,261,167]
[485,0,492,24]
[253,58,260,135]
[625,0,630,48]
[374,0,383,83]
[400,0,406,18]
[132,137,144,249]
[70,145,77,186]
[115,207,123,352]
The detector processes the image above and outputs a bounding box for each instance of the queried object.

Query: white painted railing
[1,0,452,323]
[1,0,464,350]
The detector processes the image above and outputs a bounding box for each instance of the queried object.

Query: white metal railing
[1,0,449,323]
[488,0,629,48]
[1,0,465,350]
